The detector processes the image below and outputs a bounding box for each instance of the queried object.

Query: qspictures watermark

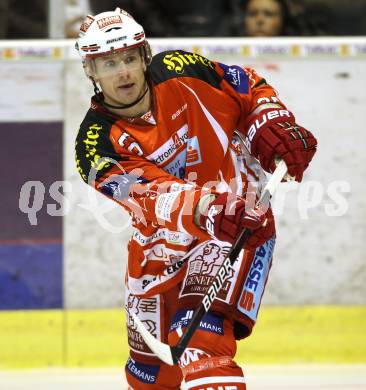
[19,180,72,225]
[18,174,351,234]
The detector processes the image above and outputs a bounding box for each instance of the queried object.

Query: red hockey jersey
[75,50,284,297]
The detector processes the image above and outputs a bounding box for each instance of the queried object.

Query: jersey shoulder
[75,109,122,183]
[148,50,222,89]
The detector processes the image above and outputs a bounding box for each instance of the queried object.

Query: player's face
[93,48,147,105]
[244,0,283,37]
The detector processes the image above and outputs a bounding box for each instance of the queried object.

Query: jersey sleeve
[150,50,287,135]
[216,63,286,112]
[75,110,210,240]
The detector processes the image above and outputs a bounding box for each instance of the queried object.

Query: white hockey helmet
[75,8,151,78]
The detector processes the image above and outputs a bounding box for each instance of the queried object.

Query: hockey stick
[132,159,288,365]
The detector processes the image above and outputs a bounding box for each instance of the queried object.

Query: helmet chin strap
[92,78,149,110]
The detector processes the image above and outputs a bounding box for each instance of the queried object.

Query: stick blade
[131,313,175,366]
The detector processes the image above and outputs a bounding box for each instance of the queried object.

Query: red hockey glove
[199,193,275,250]
[245,108,317,182]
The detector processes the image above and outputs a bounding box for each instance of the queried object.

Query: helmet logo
[134,32,145,41]
[120,9,133,19]
[97,15,122,30]
[81,44,101,52]
[106,36,127,45]
[80,15,94,33]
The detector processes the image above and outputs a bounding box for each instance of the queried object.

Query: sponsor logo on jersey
[186,136,202,166]
[141,110,156,124]
[163,51,215,74]
[220,64,249,94]
[147,124,188,165]
[178,348,211,368]
[237,237,275,321]
[126,357,159,384]
[81,123,112,174]
[133,229,193,247]
[80,15,94,33]
[99,171,148,201]
[144,245,185,264]
[126,294,161,355]
[141,255,189,290]
[181,242,233,301]
[155,191,181,222]
[118,132,144,156]
[172,131,184,148]
[97,15,122,29]
[172,103,188,120]
[164,150,186,179]
[170,309,224,335]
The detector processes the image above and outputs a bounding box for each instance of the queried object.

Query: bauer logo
[97,15,122,29]
[106,35,127,44]
[126,358,159,384]
[244,110,291,152]
[238,237,275,321]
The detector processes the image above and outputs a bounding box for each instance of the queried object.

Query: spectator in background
[134,0,236,37]
[89,0,237,37]
[241,0,294,37]
[240,0,335,37]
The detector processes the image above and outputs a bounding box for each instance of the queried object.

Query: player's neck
[105,85,151,119]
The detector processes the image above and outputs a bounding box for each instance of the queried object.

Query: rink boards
[0,306,365,368]
[0,38,365,367]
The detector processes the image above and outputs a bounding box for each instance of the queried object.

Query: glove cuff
[195,193,217,228]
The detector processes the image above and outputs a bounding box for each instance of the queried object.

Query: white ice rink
[0,365,365,390]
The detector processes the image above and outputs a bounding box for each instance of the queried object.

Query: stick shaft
[171,160,288,363]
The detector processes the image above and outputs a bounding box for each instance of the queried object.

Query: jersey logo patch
[186,136,202,166]
[169,309,224,335]
[147,124,188,165]
[126,357,160,384]
[237,237,275,321]
[99,170,148,201]
[164,150,186,179]
[163,51,215,74]
[220,63,249,94]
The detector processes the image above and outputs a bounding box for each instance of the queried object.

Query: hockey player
[75,8,317,390]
